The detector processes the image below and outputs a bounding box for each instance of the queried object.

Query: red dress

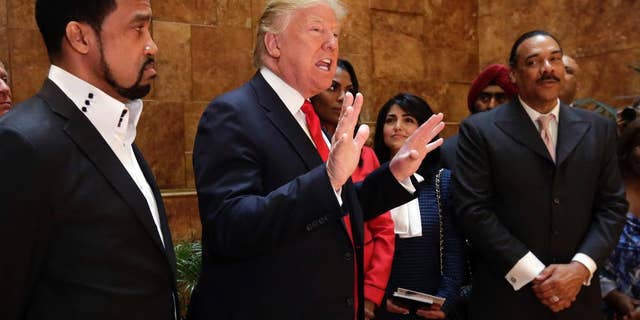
[352,146,395,306]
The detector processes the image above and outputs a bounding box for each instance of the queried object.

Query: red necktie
[301,100,358,318]
[300,100,330,161]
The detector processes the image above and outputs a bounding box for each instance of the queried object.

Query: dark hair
[337,58,359,95]
[618,120,640,178]
[508,30,562,68]
[36,0,117,61]
[373,93,441,173]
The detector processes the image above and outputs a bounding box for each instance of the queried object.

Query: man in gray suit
[454,30,627,320]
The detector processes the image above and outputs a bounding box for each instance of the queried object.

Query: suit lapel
[249,74,359,241]
[250,73,323,170]
[556,104,590,166]
[37,80,169,260]
[495,100,555,163]
[134,145,177,275]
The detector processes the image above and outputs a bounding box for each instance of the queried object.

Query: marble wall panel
[216,0,252,28]
[250,0,266,46]
[424,0,476,52]
[162,194,201,242]
[7,0,35,29]
[0,0,7,27]
[184,101,208,151]
[576,49,640,108]
[137,101,186,189]
[441,82,471,123]
[370,0,424,14]
[425,49,478,83]
[9,28,48,104]
[442,123,459,139]
[574,0,640,57]
[371,11,424,81]
[340,0,372,57]
[191,25,254,102]
[0,27,8,68]
[185,152,195,188]
[478,0,540,17]
[153,0,217,25]
[477,2,574,69]
[152,21,192,101]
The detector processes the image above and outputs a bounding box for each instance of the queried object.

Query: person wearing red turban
[441,64,518,169]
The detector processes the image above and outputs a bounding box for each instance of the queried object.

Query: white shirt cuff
[572,253,596,286]
[398,173,424,194]
[505,251,545,290]
[334,188,343,206]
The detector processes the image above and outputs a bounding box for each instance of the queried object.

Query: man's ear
[509,68,517,85]
[64,21,93,55]
[264,32,281,58]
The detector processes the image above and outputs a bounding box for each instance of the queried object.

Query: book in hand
[391,288,446,314]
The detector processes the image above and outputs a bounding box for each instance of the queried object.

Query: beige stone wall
[1,1,638,241]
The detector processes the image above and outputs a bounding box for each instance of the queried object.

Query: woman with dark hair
[311,58,395,320]
[374,93,464,320]
[600,122,640,320]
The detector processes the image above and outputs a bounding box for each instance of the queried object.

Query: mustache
[537,73,560,83]
[142,57,155,70]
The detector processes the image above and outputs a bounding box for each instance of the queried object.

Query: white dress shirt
[48,65,165,246]
[260,67,418,207]
[505,97,596,290]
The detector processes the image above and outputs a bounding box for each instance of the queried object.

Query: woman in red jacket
[311,58,395,320]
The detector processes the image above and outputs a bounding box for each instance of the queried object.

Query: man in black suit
[187,1,444,319]
[0,1,177,319]
[454,30,628,320]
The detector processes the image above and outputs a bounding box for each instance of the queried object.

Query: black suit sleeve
[454,118,531,275]
[577,119,627,266]
[193,101,345,258]
[0,126,51,320]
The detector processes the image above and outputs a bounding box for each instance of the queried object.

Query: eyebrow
[524,49,563,61]
[132,13,152,23]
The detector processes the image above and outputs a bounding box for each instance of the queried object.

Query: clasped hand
[326,92,444,190]
[531,262,590,313]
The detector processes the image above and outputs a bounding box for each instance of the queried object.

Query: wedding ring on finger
[550,295,560,303]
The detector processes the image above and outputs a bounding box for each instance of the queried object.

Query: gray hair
[253,0,346,69]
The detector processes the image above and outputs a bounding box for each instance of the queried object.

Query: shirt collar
[260,67,305,115]
[48,65,143,145]
[519,96,560,123]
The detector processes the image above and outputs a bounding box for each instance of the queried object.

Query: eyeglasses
[477,92,508,104]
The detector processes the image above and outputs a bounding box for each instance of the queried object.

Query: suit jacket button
[553,230,560,236]
[509,276,516,283]
[345,297,353,307]
[344,251,353,261]
[553,198,560,205]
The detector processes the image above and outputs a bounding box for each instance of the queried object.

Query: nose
[144,38,159,56]
[488,97,499,109]
[337,90,345,103]
[323,33,338,51]
[541,58,554,74]
[0,78,10,97]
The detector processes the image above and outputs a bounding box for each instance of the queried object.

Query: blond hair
[253,0,346,69]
